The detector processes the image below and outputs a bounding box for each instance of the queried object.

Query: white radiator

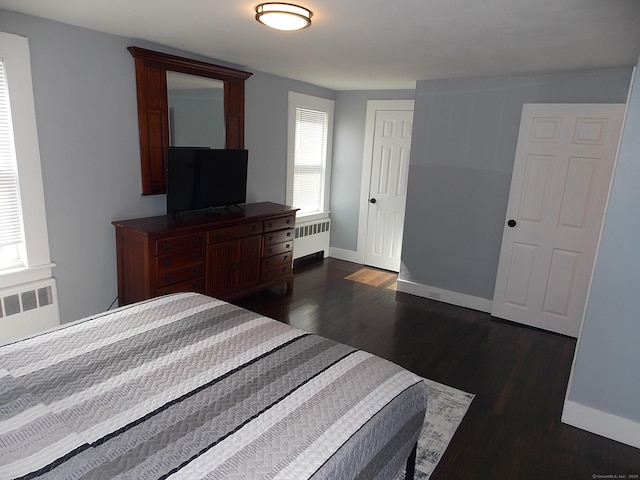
[294,218,331,260]
[0,278,60,345]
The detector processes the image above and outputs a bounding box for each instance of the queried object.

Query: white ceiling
[1,0,639,90]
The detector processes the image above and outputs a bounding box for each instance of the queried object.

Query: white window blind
[0,57,26,271]
[293,106,328,215]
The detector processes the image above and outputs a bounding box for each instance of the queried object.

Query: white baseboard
[396,279,493,313]
[562,400,640,449]
[329,247,363,264]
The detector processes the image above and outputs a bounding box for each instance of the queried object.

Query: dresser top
[112,202,297,235]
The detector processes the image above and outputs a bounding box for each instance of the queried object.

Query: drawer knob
[163,258,171,266]
[285,244,290,249]
[268,223,273,228]
[193,237,201,244]
[268,248,273,254]
[268,235,274,241]
[163,242,170,250]
[164,274,171,282]
[286,232,291,237]
[286,219,291,224]
[215,233,222,240]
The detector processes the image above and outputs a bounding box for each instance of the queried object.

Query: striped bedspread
[0,292,427,480]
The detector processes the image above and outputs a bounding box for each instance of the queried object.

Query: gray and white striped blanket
[0,292,427,479]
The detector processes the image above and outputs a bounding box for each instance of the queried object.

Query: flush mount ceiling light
[255,3,313,31]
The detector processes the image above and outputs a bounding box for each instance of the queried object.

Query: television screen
[166,148,248,214]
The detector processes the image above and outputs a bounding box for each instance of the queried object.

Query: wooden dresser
[112,202,296,306]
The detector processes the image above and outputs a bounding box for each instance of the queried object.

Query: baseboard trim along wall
[562,400,640,449]
[323,256,494,313]
[395,279,493,313]
[329,247,363,264]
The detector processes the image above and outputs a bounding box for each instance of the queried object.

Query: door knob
[507,219,517,227]
[369,198,377,204]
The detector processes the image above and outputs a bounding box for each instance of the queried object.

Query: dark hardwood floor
[234,257,640,480]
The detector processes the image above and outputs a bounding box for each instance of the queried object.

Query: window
[287,92,334,218]
[0,53,26,271]
[0,32,54,288]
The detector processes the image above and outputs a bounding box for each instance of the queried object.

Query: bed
[0,292,427,480]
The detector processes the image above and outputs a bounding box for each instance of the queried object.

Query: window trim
[286,91,334,220]
[0,32,54,289]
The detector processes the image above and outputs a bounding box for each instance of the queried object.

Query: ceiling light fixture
[255,3,313,31]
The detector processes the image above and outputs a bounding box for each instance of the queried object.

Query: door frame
[355,100,414,264]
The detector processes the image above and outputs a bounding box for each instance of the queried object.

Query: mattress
[0,292,427,480]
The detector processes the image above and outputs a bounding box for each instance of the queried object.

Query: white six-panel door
[491,104,624,337]
[364,109,413,272]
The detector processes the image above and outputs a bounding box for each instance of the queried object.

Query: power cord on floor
[106,296,119,311]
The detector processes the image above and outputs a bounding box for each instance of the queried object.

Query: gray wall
[245,71,333,204]
[331,90,415,251]
[566,57,640,423]
[400,69,633,300]
[248,80,415,231]
[0,11,165,322]
[0,9,332,322]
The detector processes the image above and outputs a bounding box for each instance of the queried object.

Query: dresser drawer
[264,215,295,232]
[263,228,293,246]
[208,222,262,243]
[156,277,205,296]
[156,263,205,288]
[261,251,292,270]
[261,264,292,283]
[156,233,205,255]
[263,240,293,258]
[157,248,205,273]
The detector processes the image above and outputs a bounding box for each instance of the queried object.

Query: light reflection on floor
[344,268,397,290]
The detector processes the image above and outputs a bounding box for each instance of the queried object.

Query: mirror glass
[167,71,225,148]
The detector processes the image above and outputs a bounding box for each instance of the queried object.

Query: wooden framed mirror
[128,47,252,195]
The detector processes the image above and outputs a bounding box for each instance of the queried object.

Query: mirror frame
[128,47,252,195]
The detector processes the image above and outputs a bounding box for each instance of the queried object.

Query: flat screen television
[166,148,248,214]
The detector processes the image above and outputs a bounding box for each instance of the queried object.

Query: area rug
[398,379,475,479]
